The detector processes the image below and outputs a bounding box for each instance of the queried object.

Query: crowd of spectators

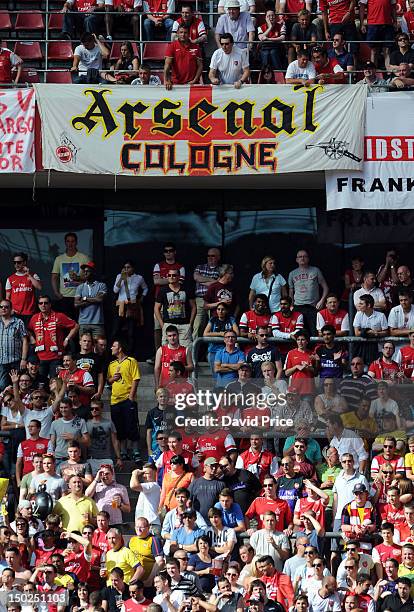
[0,238,414,611]
[3,0,414,87]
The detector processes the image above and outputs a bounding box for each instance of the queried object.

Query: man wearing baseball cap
[74,262,107,338]
[358,60,389,91]
[189,457,226,521]
[340,482,376,552]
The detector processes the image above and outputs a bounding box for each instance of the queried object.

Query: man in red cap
[74,262,107,338]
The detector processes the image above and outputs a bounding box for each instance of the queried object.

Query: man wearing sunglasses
[371,436,405,479]
[27,295,79,378]
[245,475,293,535]
[152,243,185,356]
[155,269,196,350]
[86,400,123,475]
[189,457,226,521]
[246,324,283,379]
[124,580,151,610]
[6,252,42,327]
[340,483,376,553]
[331,453,371,569]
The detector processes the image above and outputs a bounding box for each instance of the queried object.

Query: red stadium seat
[45,70,72,83]
[48,12,64,31]
[274,71,285,84]
[110,41,139,60]
[359,42,372,64]
[143,41,169,61]
[47,41,73,60]
[15,11,45,30]
[14,41,43,60]
[0,11,12,31]
[20,68,40,83]
[257,70,285,84]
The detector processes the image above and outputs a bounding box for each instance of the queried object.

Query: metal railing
[1,4,406,84]
[191,334,409,381]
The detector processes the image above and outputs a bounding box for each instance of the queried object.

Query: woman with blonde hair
[48,377,64,403]
[242,554,263,591]
[249,255,287,314]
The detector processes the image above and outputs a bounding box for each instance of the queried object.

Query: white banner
[34,83,366,177]
[0,88,35,173]
[326,93,414,210]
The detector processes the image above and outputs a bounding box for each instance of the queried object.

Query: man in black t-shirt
[154,270,196,349]
[26,355,49,391]
[145,387,168,459]
[75,332,104,398]
[219,455,261,513]
[101,567,130,612]
[247,325,283,378]
[389,33,414,70]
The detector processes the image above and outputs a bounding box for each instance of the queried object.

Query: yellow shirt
[53,495,98,532]
[405,452,414,472]
[106,546,139,585]
[52,252,89,297]
[108,357,141,405]
[398,564,414,596]
[341,411,377,434]
[54,574,75,588]
[374,430,407,445]
[129,535,158,581]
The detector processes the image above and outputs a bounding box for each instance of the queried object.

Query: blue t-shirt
[328,48,353,70]
[214,347,245,386]
[75,280,107,324]
[171,527,205,546]
[207,316,236,355]
[214,501,244,528]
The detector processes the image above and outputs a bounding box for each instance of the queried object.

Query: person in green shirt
[316,446,341,530]
[283,421,322,465]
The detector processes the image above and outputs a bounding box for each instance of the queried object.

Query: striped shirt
[338,373,378,412]
[0,316,26,364]
[193,263,220,298]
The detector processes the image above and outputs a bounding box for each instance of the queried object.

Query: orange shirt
[159,470,194,510]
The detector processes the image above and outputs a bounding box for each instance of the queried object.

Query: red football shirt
[160,344,188,387]
[398,345,414,378]
[19,438,50,475]
[64,549,91,582]
[285,348,315,395]
[320,0,354,22]
[153,261,184,299]
[368,358,400,380]
[317,308,348,331]
[373,542,402,563]
[245,497,292,530]
[28,311,77,361]
[360,0,396,24]
[381,502,405,526]
[6,272,38,315]
[239,448,276,483]
[196,432,236,463]
[92,529,109,554]
[165,40,201,84]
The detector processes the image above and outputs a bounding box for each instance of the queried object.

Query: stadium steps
[102,360,216,536]
[100,362,154,536]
